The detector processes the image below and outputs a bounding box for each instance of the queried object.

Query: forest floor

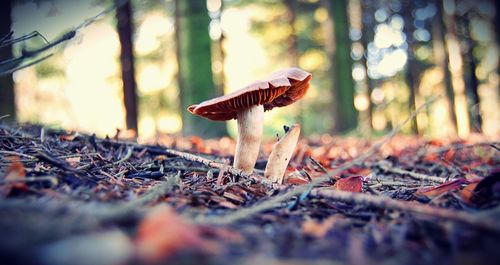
[0,124,499,265]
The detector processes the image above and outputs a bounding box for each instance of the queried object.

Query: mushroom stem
[233,105,264,173]
[264,124,301,183]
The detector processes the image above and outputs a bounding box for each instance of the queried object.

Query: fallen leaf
[334,176,363,192]
[459,182,479,204]
[154,155,168,161]
[461,169,500,205]
[0,157,27,197]
[65,157,81,167]
[59,133,78,141]
[135,205,216,263]
[347,166,370,175]
[285,173,309,185]
[415,178,469,198]
[302,216,337,238]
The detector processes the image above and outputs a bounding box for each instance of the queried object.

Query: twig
[196,96,439,225]
[0,150,37,160]
[35,151,82,173]
[0,30,49,49]
[310,188,500,234]
[159,148,269,184]
[308,156,328,173]
[0,176,58,187]
[489,144,500,152]
[0,0,129,76]
[376,162,447,183]
[113,147,133,165]
[0,53,53,76]
[429,141,500,154]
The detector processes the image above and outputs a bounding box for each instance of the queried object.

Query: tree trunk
[175,0,227,138]
[327,0,358,133]
[432,0,458,134]
[284,0,299,66]
[402,0,419,134]
[0,0,15,123]
[360,0,375,130]
[457,15,482,133]
[116,0,138,134]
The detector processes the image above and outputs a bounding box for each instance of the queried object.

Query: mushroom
[188,68,312,173]
[264,124,301,183]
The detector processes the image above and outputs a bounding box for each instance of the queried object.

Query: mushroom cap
[188,67,312,121]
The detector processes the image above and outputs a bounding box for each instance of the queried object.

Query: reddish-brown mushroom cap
[188,67,312,121]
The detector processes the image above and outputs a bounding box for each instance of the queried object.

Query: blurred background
[0,0,498,140]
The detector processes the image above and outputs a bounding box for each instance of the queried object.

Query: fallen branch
[376,162,448,183]
[311,188,500,234]
[156,148,270,184]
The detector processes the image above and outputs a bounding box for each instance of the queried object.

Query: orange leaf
[301,216,337,238]
[334,176,363,192]
[415,178,468,198]
[0,157,27,197]
[135,206,214,263]
[285,174,309,185]
[459,182,479,204]
[65,157,81,167]
[347,166,370,175]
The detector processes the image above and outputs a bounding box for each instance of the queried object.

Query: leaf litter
[0,124,499,265]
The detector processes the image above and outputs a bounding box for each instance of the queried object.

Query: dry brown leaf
[135,205,216,263]
[334,176,363,193]
[65,157,81,167]
[285,174,309,185]
[414,178,468,198]
[0,157,27,197]
[459,182,479,204]
[301,216,337,238]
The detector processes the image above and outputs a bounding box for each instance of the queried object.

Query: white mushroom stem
[264,124,301,184]
[233,105,264,173]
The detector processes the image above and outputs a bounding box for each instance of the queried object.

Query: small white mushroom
[264,124,301,183]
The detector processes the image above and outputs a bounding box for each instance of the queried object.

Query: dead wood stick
[429,141,500,154]
[197,97,439,225]
[0,150,36,160]
[311,188,500,233]
[158,148,270,184]
[377,163,447,183]
[35,151,83,173]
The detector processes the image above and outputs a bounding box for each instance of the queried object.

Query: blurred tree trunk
[212,1,225,96]
[457,14,482,133]
[116,0,138,133]
[175,0,227,137]
[360,0,375,130]
[402,1,419,134]
[284,0,299,66]
[432,0,458,134]
[327,0,358,133]
[0,0,15,122]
